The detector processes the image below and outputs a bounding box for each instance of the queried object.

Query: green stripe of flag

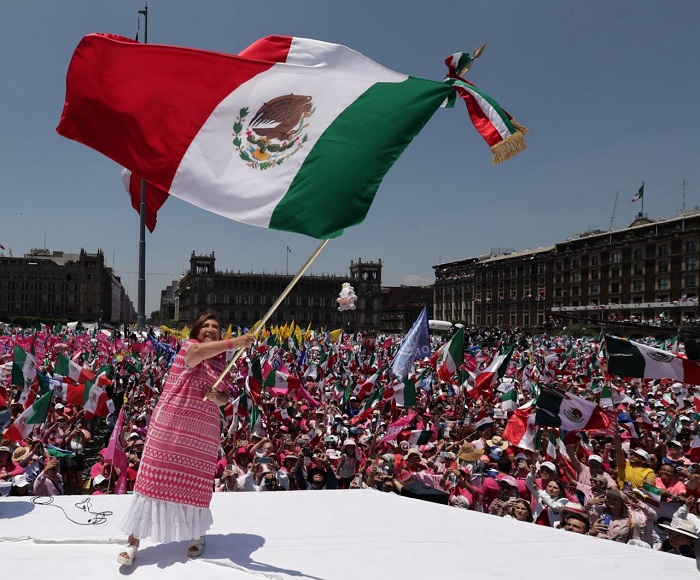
[270,78,451,238]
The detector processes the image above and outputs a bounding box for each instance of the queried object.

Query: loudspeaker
[686,339,700,361]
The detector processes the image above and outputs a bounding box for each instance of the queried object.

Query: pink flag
[379,412,419,444]
[103,407,129,494]
[295,386,321,408]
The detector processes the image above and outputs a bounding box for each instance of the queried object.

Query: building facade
[174,253,383,330]
[433,213,700,328]
[381,285,434,332]
[0,248,134,323]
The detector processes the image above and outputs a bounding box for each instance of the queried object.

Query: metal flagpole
[136,3,148,329]
[205,239,330,398]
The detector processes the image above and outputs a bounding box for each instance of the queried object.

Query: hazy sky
[1,1,699,315]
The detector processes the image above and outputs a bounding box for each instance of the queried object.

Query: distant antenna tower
[609,190,619,230]
[682,179,688,213]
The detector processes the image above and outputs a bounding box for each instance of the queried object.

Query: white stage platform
[1,490,698,579]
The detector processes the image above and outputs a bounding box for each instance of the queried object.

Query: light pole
[136,3,148,328]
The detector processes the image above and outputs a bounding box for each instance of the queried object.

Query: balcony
[550,298,698,312]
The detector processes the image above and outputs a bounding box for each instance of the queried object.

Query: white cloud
[402,274,433,287]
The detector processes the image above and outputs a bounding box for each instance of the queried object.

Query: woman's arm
[185,334,255,368]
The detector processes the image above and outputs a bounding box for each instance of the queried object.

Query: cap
[515,453,528,462]
[540,461,556,472]
[667,440,683,448]
[490,447,504,460]
[498,475,518,488]
[588,454,604,464]
[631,448,650,462]
[11,474,29,488]
[93,475,107,486]
[55,403,65,410]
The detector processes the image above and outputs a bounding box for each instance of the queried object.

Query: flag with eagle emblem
[57,34,454,239]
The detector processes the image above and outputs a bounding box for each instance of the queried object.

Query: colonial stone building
[174,252,383,330]
[433,212,700,328]
[0,248,134,323]
[381,285,434,333]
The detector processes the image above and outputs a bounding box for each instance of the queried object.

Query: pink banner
[379,411,419,444]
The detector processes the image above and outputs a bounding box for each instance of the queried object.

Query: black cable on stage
[30,496,113,526]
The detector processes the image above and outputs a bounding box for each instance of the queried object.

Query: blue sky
[1,1,699,315]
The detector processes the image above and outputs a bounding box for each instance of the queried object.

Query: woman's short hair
[189,313,221,340]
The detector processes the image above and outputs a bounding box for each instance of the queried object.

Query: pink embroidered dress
[120,340,225,543]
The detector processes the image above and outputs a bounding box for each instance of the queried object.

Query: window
[687,240,697,253]
[686,275,697,288]
[633,248,643,260]
[611,267,620,278]
[686,257,697,270]
[658,278,669,290]
[634,264,644,275]
[611,251,621,263]
[632,281,643,292]
[658,261,669,273]
[591,255,599,266]
[590,284,600,295]
[573,272,581,282]
[659,244,669,256]
[591,269,599,280]
[572,286,580,296]
[572,259,580,269]
[610,282,620,293]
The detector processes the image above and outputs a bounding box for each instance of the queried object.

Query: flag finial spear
[456,41,487,77]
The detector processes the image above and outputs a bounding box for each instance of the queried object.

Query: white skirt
[120,492,213,544]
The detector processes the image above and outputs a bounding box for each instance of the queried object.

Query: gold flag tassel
[491,120,529,165]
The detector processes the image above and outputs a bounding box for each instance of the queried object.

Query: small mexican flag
[632,182,644,202]
[502,407,537,452]
[3,390,53,442]
[436,327,464,382]
[642,482,662,507]
[407,429,433,446]
[11,346,37,388]
[54,353,94,384]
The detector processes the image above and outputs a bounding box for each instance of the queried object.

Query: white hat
[588,454,604,464]
[631,448,650,463]
[11,474,29,488]
[540,461,556,472]
[93,475,107,486]
[658,519,699,539]
[55,403,65,410]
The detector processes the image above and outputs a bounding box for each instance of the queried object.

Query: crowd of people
[1,318,699,560]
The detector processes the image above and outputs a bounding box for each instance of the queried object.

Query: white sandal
[117,543,138,566]
[188,536,205,558]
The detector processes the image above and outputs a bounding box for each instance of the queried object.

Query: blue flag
[390,306,430,380]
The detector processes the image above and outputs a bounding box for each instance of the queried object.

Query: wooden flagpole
[206,238,330,397]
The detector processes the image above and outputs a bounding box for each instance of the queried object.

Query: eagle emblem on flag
[646,350,674,363]
[232,95,315,170]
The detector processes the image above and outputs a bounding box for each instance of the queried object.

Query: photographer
[295,447,337,490]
